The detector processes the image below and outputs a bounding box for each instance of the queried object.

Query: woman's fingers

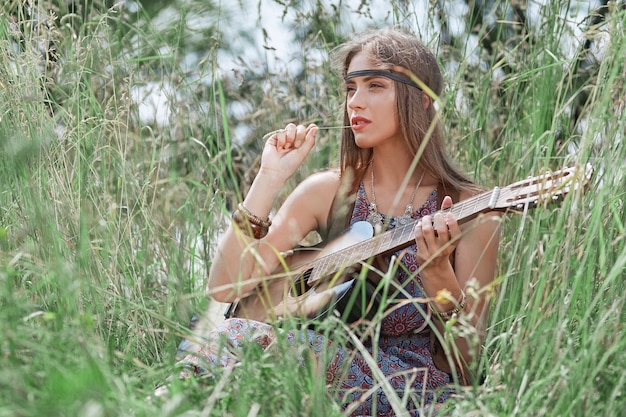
[414,202,461,264]
[275,123,294,150]
[284,123,297,149]
[298,124,318,152]
[293,124,307,148]
[418,215,443,251]
[433,212,449,240]
[262,123,318,180]
[272,123,315,151]
[440,195,453,210]
[445,212,461,241]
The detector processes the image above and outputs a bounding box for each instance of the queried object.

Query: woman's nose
[347,89,364,110]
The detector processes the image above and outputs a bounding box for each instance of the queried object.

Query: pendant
[366,203,384,229]
[395,204,414,226]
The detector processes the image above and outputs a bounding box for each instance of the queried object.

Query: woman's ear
[422,92,431,110]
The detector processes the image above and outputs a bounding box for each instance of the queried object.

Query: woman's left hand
[413,195,461,269]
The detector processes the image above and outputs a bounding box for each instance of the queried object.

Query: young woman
[178,28,501,415]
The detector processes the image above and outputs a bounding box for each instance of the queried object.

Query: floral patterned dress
[177,183,451,416]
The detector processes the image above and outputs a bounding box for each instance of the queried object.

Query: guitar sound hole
[290,268,313,296]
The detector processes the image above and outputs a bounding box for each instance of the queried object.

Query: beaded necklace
[366,168,425,228]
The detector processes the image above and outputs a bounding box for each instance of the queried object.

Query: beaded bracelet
[433,291,467,321]
[237,203,272,228]
[232,203,272,239]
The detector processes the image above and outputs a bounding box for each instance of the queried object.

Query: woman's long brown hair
[331,28,482,196]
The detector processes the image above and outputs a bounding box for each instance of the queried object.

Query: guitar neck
[377,187,502,252]
[308,187,502,283]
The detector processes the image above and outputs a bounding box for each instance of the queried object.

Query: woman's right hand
[259,123,317,183]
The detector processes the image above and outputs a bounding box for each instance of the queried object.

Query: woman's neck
[369,150,435,189]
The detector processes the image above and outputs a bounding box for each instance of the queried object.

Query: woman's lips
[351,116,371,131]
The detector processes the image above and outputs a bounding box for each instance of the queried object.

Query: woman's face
[345,52,401,150]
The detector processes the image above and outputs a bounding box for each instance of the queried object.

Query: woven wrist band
[232,203,271,239]
[237,203,272,228]
[434,291,467,321]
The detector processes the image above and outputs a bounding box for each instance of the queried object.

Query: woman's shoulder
[300,168,342,188]
[290,169,343,200]
[287,169,349,237]
[284,169,342,214]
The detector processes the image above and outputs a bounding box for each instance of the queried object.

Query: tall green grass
[1,1,625,416]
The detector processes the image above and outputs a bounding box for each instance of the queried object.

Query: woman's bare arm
[207,124,341,302]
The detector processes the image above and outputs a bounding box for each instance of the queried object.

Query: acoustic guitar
[225,165,593,323]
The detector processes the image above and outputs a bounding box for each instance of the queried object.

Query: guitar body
[230,221,375,323]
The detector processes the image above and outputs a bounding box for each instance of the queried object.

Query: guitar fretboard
[307,187,502,283]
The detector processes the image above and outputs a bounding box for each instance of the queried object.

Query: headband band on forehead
[344,69,422,90]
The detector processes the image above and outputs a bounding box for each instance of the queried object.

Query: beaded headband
[344,69,422,90]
